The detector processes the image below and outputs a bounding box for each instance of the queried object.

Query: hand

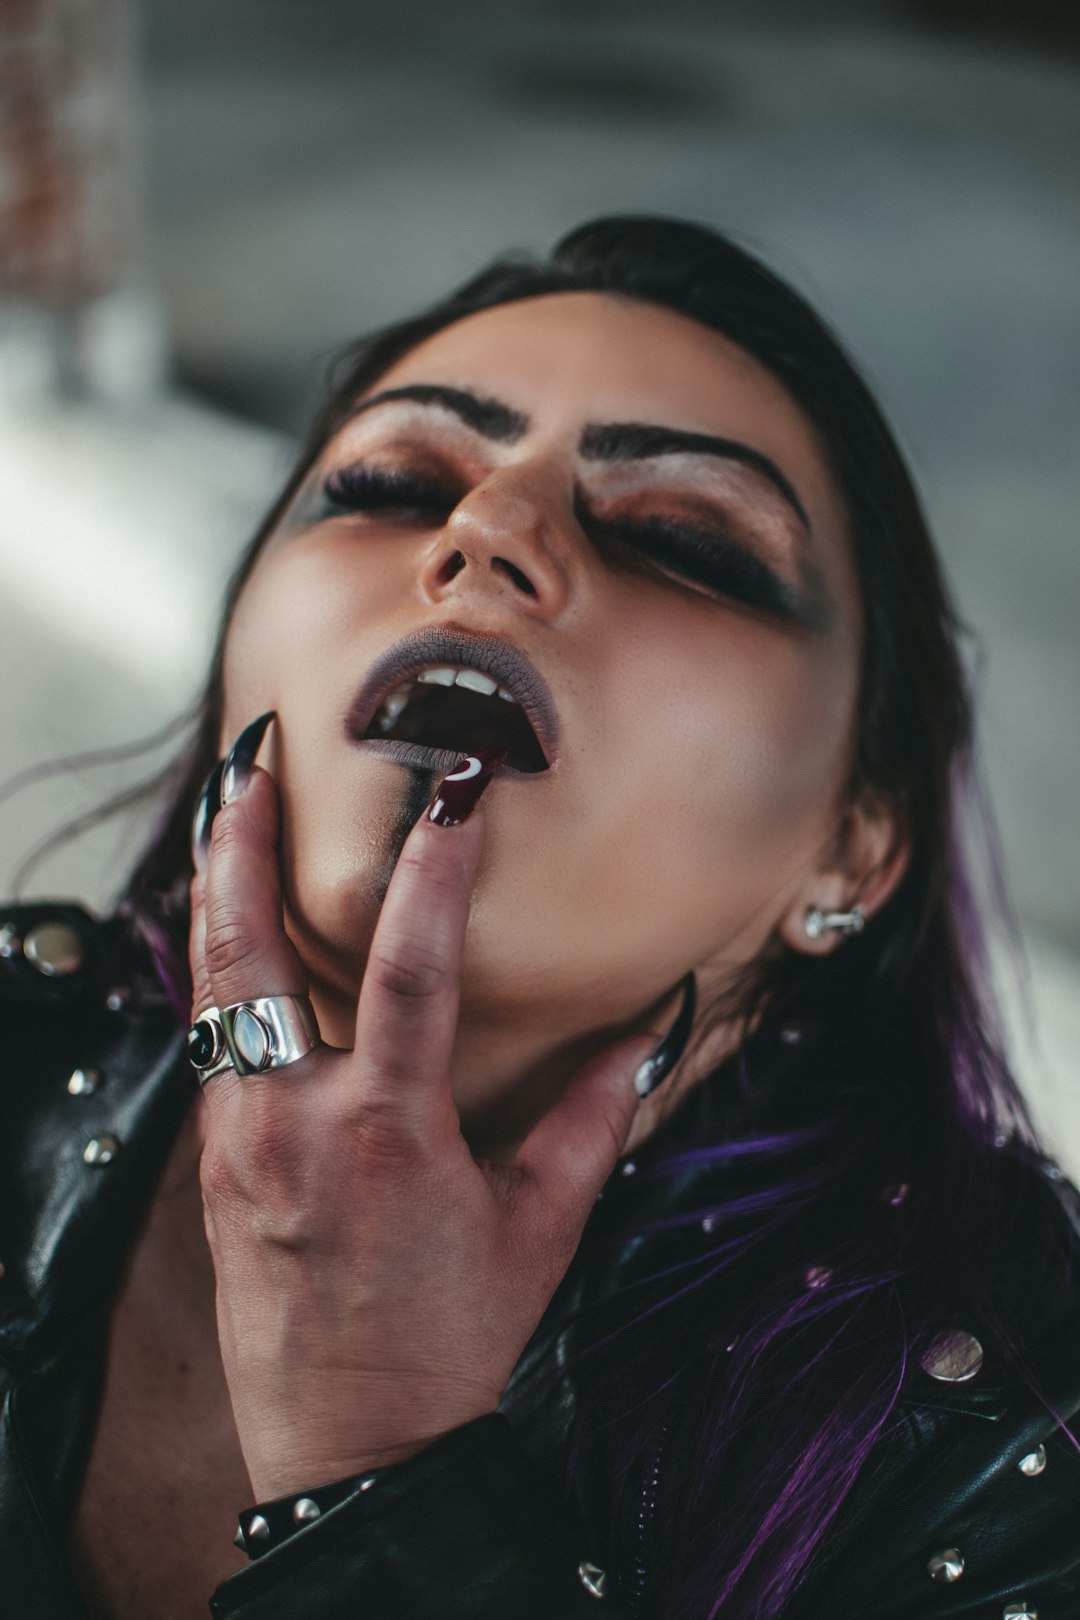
[188,720,659,1500]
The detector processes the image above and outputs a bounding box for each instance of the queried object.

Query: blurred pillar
[0,0,167,403]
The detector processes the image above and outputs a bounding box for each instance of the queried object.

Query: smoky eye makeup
[282,438,818,625]
[323,462,459,517]
[579,493,807,622]
[283,452,462,530]
[615,517,802,618]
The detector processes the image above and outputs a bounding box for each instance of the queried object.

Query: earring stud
[804,904,865,941]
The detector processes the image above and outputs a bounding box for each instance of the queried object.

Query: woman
[2,216,1079,1620]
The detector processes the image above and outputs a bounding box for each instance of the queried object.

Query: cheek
[697,632,856,851]
[222,543,360,715]
[485,618,859,992]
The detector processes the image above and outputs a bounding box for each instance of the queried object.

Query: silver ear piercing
[804,904,866,941]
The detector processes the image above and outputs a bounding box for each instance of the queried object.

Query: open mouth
[360,666,550,773]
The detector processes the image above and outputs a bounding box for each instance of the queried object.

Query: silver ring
[188,994,321,1085]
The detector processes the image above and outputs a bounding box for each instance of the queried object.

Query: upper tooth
[412,665,517,702]
[454,669,498,697]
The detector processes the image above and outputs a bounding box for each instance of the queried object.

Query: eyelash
[588,514,798,619]
[323,464,456,515]
[320,463,795,618]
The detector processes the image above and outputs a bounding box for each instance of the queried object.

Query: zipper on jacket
[627,1423,668,1617]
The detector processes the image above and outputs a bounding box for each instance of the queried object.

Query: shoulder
[0,899,130,1113]
[0,899,114,1006]
[802,1142,1080,1616]
[0,899,190,1371]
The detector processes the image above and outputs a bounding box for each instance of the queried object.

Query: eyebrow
[350,384,529,443]
[579,422,810,533]
[349,383,810,532]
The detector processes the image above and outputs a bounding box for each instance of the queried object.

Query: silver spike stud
[83,1134,121,1167]
[67,1067,102,1097]
[921,1329,983,1383]
[232,1524,246,1550]
[292,1497,321,1525]
[23,920,85,976]
[927,1547,965,1583]
[247,1514,270,1544]
[1003,1605,1038,1619]
[1017,1444,1046,1477]
[578,1560,607,1598]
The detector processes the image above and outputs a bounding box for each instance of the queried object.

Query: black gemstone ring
[187,1008,233,1085]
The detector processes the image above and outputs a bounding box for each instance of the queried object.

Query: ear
[776,797,910,956]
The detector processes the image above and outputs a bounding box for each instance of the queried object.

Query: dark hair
[98,217,1054,1615]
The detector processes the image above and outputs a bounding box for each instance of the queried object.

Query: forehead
[364,291,842,524]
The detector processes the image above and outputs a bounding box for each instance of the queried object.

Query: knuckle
[201,1108,306,1206]
[199,1137,237,1205]
[203,910,265,983]
[396,842,469,907]
[400,842,469,900]
[348,1097,428,1168]
[208,804,248,855]
[368,937,450,1002]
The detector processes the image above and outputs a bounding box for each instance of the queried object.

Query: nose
[415,461,574,621]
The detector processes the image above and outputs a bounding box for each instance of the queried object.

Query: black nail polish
[221,712,276,806]
[428,749,506,827]
[634,972,697,1098]
[191,758,226,872]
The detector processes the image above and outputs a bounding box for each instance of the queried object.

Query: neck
[305,972,724,1162]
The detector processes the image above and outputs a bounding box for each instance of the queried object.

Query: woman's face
[221,292,864,1136]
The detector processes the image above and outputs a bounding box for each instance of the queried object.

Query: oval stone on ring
[231,1006,272,1071]
[187,1017,224,1070]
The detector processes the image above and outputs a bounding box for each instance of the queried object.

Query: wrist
[234,1413,507,1562]
[245,1411,500,1502]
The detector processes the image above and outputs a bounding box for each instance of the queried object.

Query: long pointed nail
[634,972,697,1098]
[191,758,226,872]
[428,748,506,827]
[221,712,276,806]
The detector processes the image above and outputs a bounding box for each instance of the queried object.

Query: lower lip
[356,738,544,779]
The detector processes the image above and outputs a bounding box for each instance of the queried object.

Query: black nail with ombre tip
[634,972,697,1098]
[428,749,506,828]
[221,712,276,806]
[191,758,226,873]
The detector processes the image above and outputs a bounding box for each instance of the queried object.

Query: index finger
[352,751,502,1106]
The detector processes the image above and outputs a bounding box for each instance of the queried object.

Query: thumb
[514,1035,655,1217]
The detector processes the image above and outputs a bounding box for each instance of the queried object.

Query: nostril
[494,556,538,597]
[437,550,467,584]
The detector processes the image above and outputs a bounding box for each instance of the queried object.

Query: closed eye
[586,512,802,620]
[322,463,458,520]
[319,463,800,620]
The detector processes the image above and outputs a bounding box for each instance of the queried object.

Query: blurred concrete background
[1,0,1077,1160]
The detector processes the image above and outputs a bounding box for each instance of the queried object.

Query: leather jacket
[3,899,1080,1618]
